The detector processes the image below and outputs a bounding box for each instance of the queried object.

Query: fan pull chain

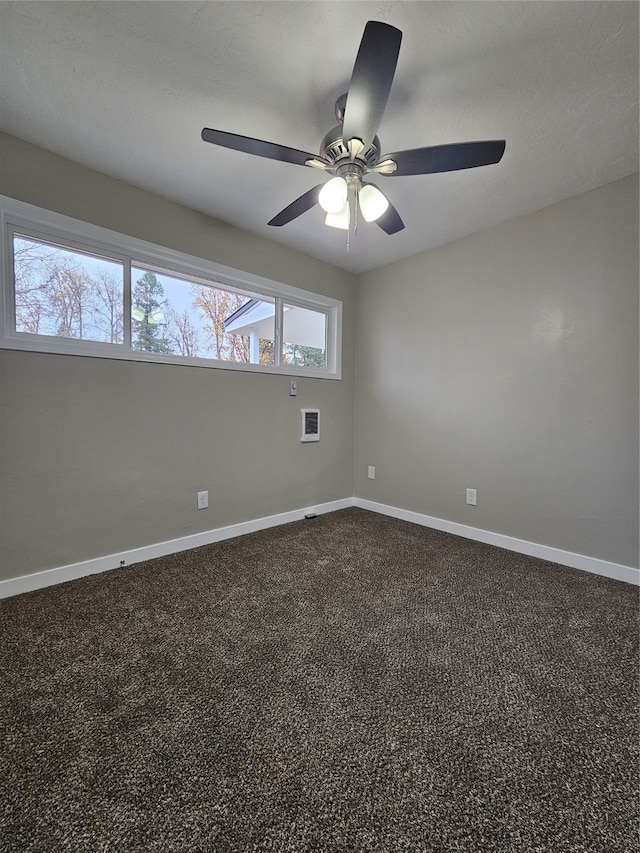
[346,197,350,253]
[354,186,359,236]
[346,186,359,253]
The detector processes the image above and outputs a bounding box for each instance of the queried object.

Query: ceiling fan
[201,21,506,235]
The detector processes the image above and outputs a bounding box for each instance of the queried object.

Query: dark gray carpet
[1,507,638,852]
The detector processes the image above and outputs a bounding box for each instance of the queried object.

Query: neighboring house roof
[224,298,260,329]
[225,300,326,349]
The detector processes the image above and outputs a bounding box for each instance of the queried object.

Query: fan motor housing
[319,125,380,169]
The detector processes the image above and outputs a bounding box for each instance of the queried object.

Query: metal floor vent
[301,408,320,442]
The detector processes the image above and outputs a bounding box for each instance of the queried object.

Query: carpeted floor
[1,507,638,852]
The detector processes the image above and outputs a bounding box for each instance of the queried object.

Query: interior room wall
[0,133,356,582]
[1,131,637,586]
[354,175,639,569]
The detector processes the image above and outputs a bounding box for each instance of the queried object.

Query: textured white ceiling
[0,1,637,274]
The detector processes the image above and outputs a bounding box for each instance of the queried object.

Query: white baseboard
[2,495,637,598]
[354,498,640,586]
[0,498,355,599]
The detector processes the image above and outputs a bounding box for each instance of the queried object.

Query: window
[282,303,327,368]
[130,265,276,364]
[1,196,341,378]
[14,234,124,344]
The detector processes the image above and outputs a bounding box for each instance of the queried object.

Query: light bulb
[359,184,389,222]
[319,176,348,214]
[325,201,350,230]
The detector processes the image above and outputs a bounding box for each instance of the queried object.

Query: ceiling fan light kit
[319,176,349,214]
[201,20,506,240]
[325,203,350,230]
[358,184,389,222]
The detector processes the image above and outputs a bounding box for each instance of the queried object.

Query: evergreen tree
[284,344,326,368]
[132,271,171,353]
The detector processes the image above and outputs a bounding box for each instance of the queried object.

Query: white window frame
[0,195,342,379]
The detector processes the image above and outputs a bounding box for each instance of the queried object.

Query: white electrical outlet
[368,466,376,479]
[197,490,208,510]
[466,488,477,506]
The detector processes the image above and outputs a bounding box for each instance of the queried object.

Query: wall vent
[301,408,320,442]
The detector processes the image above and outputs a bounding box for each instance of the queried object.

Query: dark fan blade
[268,185,323,227]
[366,182,404,234]
[381,140,506,177]
[201,128,320,167]
[376,202,405,235]
[342,21,402,149]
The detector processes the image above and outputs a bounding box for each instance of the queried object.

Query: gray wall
[0,133,356,580]
[2,132,638,582]
[354,175,639,568]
